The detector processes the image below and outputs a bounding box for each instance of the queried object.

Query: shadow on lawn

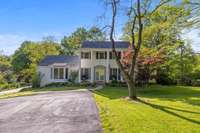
[94,86,200,125]
[94,86,200,106]
[139,99,200,125]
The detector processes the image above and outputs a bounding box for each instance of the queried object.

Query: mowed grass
[94,85,200,133]
[0,91,35,99]
[0,86,85,99]
[21,86,85,92]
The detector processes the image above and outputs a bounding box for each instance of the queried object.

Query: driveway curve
[0,90,102,133]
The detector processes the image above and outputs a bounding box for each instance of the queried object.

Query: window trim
[81,68,91,80]
[81,52,91,59]
[109,68,121,81]
[52,67,68,80]
[109,51,121,59]
[96,51,107,59]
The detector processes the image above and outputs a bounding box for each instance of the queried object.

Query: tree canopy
[12,40,61,82]
[61,26,106,55]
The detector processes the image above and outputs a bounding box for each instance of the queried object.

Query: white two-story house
[79,41,129,83]
[38,41,129,86]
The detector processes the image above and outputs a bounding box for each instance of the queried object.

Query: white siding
[38,63,79,87]
[80,48,127,83]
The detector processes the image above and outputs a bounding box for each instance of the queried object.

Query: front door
[95,67,105,81]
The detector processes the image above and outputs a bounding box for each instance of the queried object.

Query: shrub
[156,72,177,85]
[32,72,43,88]
[0,74,6,84]
[69,71,78,83]
[106,80,127,87]
[80,81,90,87]
[44,82,68,87]
[179,77,192,86]
[0,82,21,91]
[191,79,200,86]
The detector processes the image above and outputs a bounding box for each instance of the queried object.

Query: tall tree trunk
[127,79,137,99]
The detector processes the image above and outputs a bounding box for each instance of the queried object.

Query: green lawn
[0,91,35,99]
[94,85,200,133]
[0,86,85,99]
[21,86,85,92]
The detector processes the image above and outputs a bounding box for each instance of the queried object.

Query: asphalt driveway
[0,90,102,133]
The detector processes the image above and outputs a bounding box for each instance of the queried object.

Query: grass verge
[0,86,85,99]
[94,85,200,133]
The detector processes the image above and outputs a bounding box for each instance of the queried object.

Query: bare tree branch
[129,0,143,77]
[110,0,131,81]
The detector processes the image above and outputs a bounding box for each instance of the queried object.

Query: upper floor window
[81,52,91,59]
[96,52,107,59]
[109,51,121,59]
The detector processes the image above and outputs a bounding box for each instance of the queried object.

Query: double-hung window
[109,68,118,80]
[81,52,91,59]
[109,51,121,59]
[53,68,64,79]
[109,68,121,80]
[96,52,107,59]
[81,68,91,80]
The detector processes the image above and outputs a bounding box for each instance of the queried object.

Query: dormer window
[96,52,107,59]
[81,52,91,59]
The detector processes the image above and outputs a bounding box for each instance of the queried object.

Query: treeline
[122,2,200,86]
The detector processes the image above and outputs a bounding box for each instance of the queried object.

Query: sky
[0,0,199,55]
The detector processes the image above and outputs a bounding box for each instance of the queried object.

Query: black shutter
[50,68,53,79]
[65,68,68,79]
[96,52,98,59]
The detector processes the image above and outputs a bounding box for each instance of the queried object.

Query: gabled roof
[39,55,79,66]
[81,41,130,49]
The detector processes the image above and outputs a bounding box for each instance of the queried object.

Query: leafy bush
[32,72,43,88]
[106,80,127,87]
[0,82,21,91]
[44,82,68,87]
[69,71,78,83]
[0,74,6,84]
[156,72,177,85]
[191,79,200,86]
[79,81,91,87]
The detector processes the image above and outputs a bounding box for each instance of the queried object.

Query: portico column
[120,50,123,81]
[91,50,94,83]
[78,52,81,83]
[106,50,109,83]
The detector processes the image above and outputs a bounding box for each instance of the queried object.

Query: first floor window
[109,68,117,80]
[109,68,121,80]
[118,69,121,80]
[81,68,91,80]
[53,68,65,79]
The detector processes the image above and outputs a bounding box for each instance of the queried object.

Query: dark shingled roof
[81,41,129,49]
[39,55,80,66]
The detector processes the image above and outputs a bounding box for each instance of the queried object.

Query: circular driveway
[0,90,102,133]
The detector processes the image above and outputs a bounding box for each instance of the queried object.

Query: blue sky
[0,0,199,55]
[0,0,109,55]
